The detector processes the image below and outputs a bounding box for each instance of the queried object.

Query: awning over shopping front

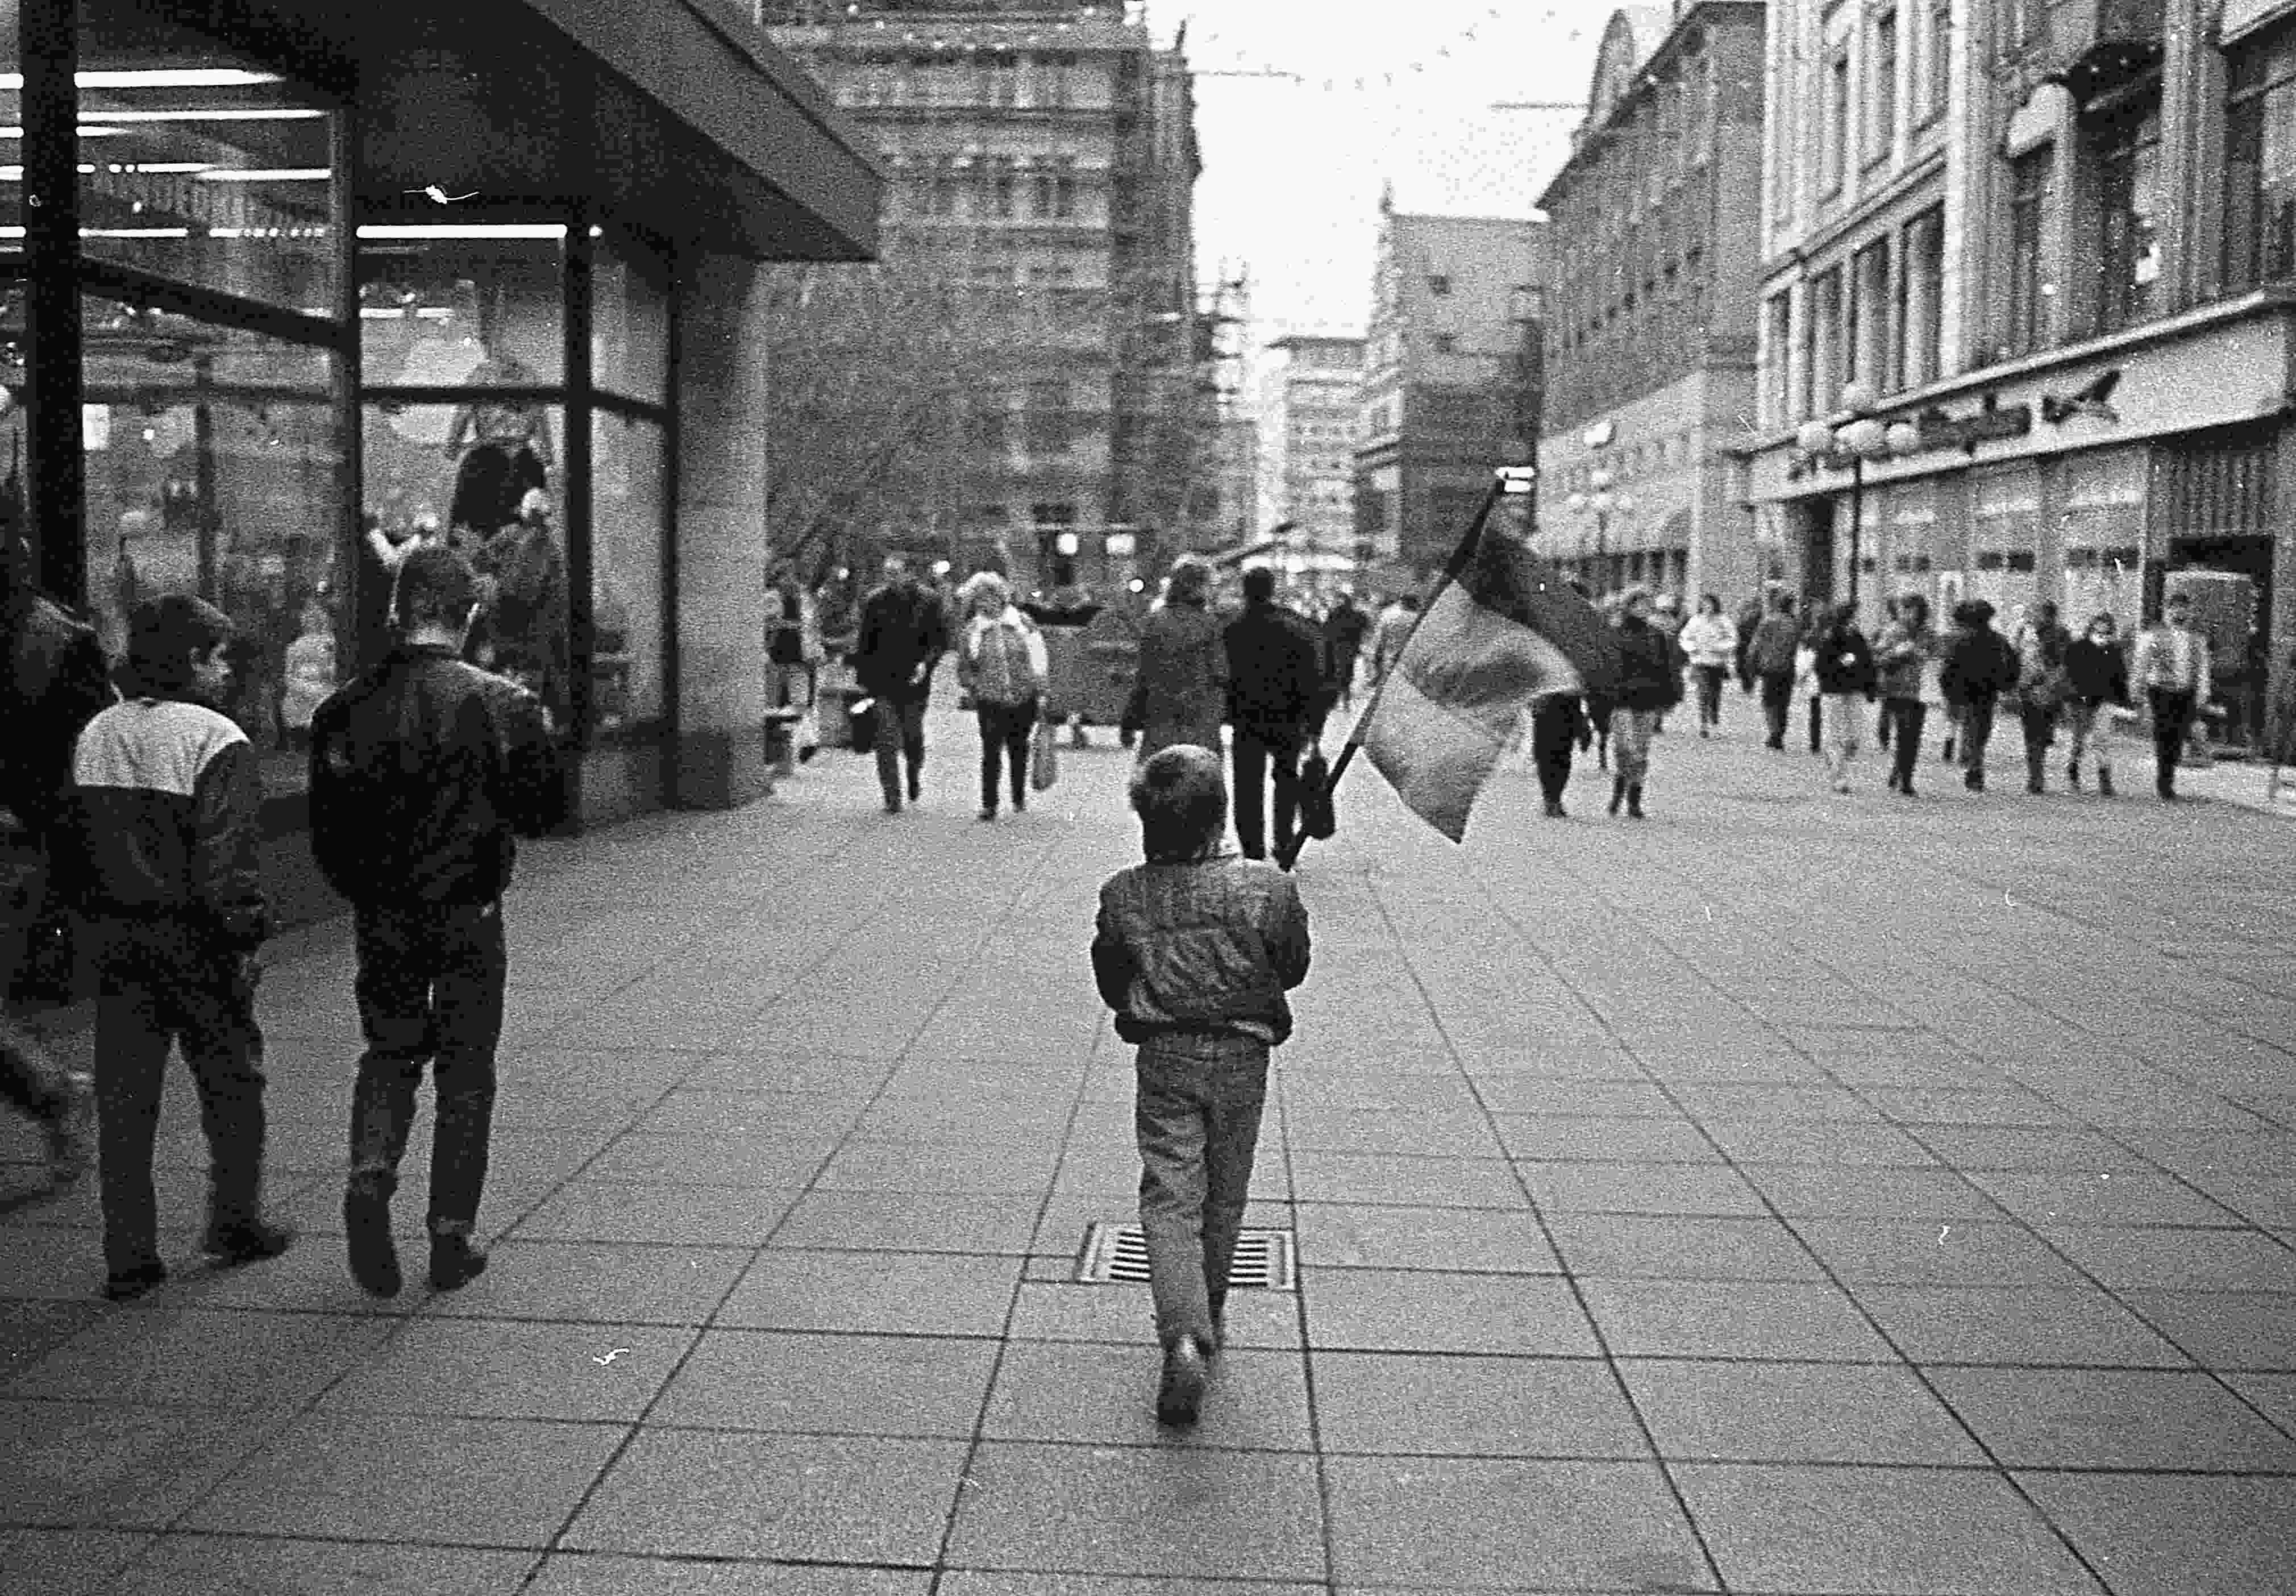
[181,0,882,260]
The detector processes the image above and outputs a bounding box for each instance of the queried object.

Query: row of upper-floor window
[1761,203,1947,427]
[1775,0,1952,223]
[1549,433,1706,496]
[831,51,1102,110]
[887,156,1095,221]
[1550,245,1712,361]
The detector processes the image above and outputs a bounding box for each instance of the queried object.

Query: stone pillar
[673,250,770,810]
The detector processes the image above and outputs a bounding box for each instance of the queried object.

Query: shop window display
[591,409,664,730]
[81,295,342,792]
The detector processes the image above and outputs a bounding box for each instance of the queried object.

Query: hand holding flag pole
[1275,465,1614,870]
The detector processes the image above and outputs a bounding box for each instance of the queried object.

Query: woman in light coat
[1129,555,1228,762]
[1676,593,1739,737]
[955,571,1049,820]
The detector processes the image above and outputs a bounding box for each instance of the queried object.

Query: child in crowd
[1092,744,1311,1427]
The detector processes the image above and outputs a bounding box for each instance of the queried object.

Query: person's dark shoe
[906,771,923,803]
[201,1219,294,1267]
[1900,781,1918,797]
[429,1232,489,1291]
[1012,792,1026,812]
[103,1261,167,1302]
[1964,768,1983,791]
[1155,1335,1210,1427]
[882,795,902,814]
[1608,778,1626,816]
[2098,767,2115,797]
[978,806,996,821]
[2027,778,2045,795]
[1940,738,1956,762]
[2068,760,2081,791]
[1542,799,1566,818]
[1626,784,1645,820]
[344,1190,401,1298]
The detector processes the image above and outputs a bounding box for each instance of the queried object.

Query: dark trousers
[975,697,1036,813]
[1757,671,1794,747]
[1,847,77,1128]
[1808,693,1824,753]
[1134,1031,1269,1348]
[350,902,507,1237]
[2149,689,2197,795]
[89,916,267,1274]
[1692,665,1727,727]
[872,697,928,804]
[2020,701,2061,785]
[1530,725,1577,805]
[1231,730,1302,860]
[1882,699,1928,789]
[1960,697,2000,784]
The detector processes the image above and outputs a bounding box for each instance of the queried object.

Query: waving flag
[1350,480,1618,843]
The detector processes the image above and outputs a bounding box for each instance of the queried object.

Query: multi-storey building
[1538,2,1768,601]
[764,1,1201,592]
[1354,197,1546,579]
[1256,334,1367,591]
[1746,0,2296,741]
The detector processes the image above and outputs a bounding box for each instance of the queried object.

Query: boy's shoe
[430,1232,489,1291]
[907,772,923,803]
[1155,1335,1210,1427]
[344,1190,402,1298]
[2098,767,2115,797]
[2068,760,2081,791]
[978,807,996,821]
[201,1219,294,1267]
[103,1261,167,1302]
[1542,799,1566,818]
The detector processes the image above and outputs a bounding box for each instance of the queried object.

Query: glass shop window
[82,294,343,792]
[357,225,564,388]
[590,410,664,733]
[76,6,339,314]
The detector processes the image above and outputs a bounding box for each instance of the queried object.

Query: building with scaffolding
[764,1,1204,595]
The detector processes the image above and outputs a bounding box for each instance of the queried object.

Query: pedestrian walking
[853,556,951,813]
[310,545,563,1299]
[1092,745,1311,1427]
[2131,592,2211,800]
[1607,587,1682,819]
[2064,611,2130,796]
[2014,600,2074,793]
[1812,601,1879,793]
[69,595,288,1301]
[954,571,1047,821]
[1747,591,1800,750]
[1939,599,2020,790]
[1321,588,1371,709]
[1368,591,1419,687]
[1129,555,1229,762]
[1873,593,1933,795]
[1529,693,1592,817]
[1797,609,1826,754]
[1677,593,1738,736]
[1222,567,1324,863]
[1732,590,1767,693]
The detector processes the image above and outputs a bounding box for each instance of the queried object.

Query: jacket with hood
[1613,616,1686,712]
[957,605,1050,705]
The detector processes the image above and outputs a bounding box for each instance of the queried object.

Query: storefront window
[84,296,342,792]
[1969,464,2040,621]
[593,235,668,405]
[2060,451,2145,629]
[76,9,338,315]
[592,410,664,730]
[357,226,565,387]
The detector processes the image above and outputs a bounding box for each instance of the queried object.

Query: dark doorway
[1800,499,1837,609]
[2168,533,2274,743]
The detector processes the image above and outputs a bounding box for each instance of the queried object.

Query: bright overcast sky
[1149,0,1620,344]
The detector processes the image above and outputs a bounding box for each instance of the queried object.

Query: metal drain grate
[1076,1222,1295,1290]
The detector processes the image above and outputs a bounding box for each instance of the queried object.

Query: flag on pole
[1351,492,1617,843]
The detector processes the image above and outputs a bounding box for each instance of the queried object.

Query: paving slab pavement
[3,695,2294,1594]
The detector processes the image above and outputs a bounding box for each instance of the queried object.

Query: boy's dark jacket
[2065,637,2130,705]
[308,643,561,909]
[1093,853,1311,1045]
[1812,624,1878,697]
[1939,626,2022,706]
[1612,616,1684,712]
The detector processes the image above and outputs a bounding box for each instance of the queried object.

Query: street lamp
[1795,381,1919,610]
[1563,468,1634,593]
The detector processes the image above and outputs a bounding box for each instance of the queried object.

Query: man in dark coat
[1321,588,1371,709]
[1938,599,2022,791]
[1,541,111,1187]
[854,556,951,813]
[1222,567,1325,863]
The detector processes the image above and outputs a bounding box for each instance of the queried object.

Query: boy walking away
[70,596,288,1300]
[1092,746,1310,1427]
[1939,600,2020,790]
[311,546,562,1298]
[2064,612,2130,795]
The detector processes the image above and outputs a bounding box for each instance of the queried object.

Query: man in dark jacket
[2063,612,2131,796]
[311,545,561,1298]
[1321,589,1371,709]
[1938,599,2021,791]
[1606,588,1684,819]
[854,557,951,813]
[1745,591,1801,750]
[1222,567,1325,862]
[1,546,111,1187]
[70,594,288,1299]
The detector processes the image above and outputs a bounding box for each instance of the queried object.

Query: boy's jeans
[1134,1030,1269,1349]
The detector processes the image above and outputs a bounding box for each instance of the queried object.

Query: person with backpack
[310,545,563,1298]
[2014,600,2074,794]
[955,571,1049,821]
[1,542,111,1188]
[1939,599,2021,791]
[1745,590,1801,751]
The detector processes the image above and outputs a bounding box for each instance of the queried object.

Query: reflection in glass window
[592,412,664,730]
[76,6,338,313]
[357,226,565,386]
[82,298,343,792]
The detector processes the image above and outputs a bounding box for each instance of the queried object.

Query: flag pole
[1276,471,1511,871]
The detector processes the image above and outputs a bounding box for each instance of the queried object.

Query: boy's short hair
[1241,566,1276,602]
[393,543,480,631]
[124,593,231,696]
[1129,744,1228,862]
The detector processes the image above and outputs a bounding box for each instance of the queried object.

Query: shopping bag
[1299,745,1337,840]
[1030,715,1060,791]
[847,697,876,755]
